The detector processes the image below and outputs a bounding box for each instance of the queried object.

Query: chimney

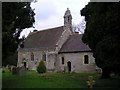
[75,31,79,34]
[33,30,38,32]
[28,29,38,36]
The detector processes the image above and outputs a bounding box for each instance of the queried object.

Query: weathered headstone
[18,66,26,76]
[64,66,68,73]
[12,66,26,76]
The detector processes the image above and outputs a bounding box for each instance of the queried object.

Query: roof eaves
[58,50,92,54]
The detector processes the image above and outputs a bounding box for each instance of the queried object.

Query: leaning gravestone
[12,66,26,76]
[18,66,26,76]
[12,67,19,75]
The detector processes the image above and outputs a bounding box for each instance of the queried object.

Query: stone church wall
[17,50,43,70]
[58,52,96,73]
[17,49,58,71]
[46,53,57,72]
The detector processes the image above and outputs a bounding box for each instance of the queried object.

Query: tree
[72,17,86,34]
[2,2,35,66]
[81,2,120,78]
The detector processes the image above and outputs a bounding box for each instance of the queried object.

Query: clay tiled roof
[23,26,64,50]
[59,34,91,53]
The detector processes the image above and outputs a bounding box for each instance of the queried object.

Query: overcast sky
[20,0,90,38]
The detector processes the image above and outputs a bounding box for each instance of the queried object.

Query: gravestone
[12,66,26,76]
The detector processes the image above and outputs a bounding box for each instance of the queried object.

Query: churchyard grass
[2,68,120,88]
[2,70,88,88]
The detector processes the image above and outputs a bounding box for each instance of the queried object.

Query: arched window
[62,57,64,64]
[84,55,89,64]
[31,52,34,61]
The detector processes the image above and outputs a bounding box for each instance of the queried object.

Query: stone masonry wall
[17,50,43,70]
[17,49,58,71]
[58,52,96,73]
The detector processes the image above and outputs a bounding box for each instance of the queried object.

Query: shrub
[37,61,46,74]
[2,67,10,73]
[2,70,5,73]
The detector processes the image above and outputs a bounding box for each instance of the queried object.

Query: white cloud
[20,0,90,38]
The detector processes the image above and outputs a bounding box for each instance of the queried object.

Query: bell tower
[64,8,73,33]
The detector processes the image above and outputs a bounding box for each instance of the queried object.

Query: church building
[17,8,96,73]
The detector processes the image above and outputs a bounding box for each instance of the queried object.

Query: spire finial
[64,8,71,17]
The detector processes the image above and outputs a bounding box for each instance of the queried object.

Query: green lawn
[2,68,120,88]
